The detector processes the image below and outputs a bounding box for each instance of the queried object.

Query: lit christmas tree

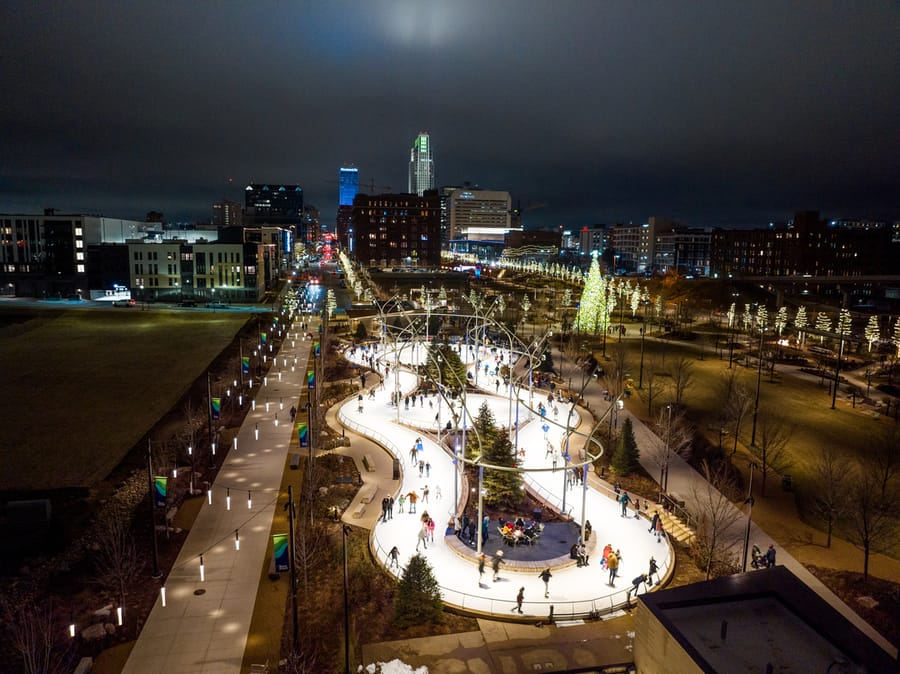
[864,315,881,352]
[794,306,808,345]
[574,253,607,334]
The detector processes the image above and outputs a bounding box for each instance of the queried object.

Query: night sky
[2,1,897,229]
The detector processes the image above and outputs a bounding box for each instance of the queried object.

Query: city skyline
[1,2,897,228]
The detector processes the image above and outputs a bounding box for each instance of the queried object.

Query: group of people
[498,516,542,545]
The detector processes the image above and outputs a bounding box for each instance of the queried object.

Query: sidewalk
[122,313,317,674]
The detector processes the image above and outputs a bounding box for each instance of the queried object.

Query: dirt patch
[806,565,900,649]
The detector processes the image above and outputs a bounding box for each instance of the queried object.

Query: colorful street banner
[307,370,315,389]
[273,533,290,572]
[313,341,320,356]
[261,332,267,345]
[153,476,167,508]
[297,422,309,448]
[241,356,250,375]
[211,397,221,420]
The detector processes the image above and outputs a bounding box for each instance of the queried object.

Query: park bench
[352,502,367,519]
[358,483,378,504]
[362,454,376,471]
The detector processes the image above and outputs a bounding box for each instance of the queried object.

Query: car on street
[112,298,136,307]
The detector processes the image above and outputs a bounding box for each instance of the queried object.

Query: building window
[76,264,85,273]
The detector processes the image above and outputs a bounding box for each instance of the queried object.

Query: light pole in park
[638,299,650,388]
[741,461,756,572]
[659,403,673,499]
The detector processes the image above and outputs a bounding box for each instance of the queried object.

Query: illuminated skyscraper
[339,165,359,207]
[408,132,434,196]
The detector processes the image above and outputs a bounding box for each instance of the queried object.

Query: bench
[290,453,300,470]
[334,476,354,484]
[352,502,367,519]
[362,454,375,471]
[358,483,378,504]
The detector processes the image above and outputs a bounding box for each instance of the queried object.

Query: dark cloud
[1,1,897,227]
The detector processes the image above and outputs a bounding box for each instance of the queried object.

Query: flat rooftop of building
[638,566,897,674]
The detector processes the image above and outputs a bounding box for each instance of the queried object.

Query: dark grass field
[0,307,248,490]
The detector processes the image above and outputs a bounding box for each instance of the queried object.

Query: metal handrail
[370,527,673,620]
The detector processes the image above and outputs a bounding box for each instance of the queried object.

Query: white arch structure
[339,305,672,619]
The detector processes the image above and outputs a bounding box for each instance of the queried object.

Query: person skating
[512,587,524,614]
[388,545,400,569]
[492,550,505,581]
[606,550,619,586]
[407,490,418,514]
[648,511,660,534]
[478,553,487,585]
[619,490,631,517]
[647,556,659,586]
[538,568,552,598]
[416,525,428,551]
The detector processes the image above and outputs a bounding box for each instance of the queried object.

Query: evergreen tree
[472,403,522,506]
[354,321,368,340]
[425,343,468,395]
[610,417,640,475]
[864,315,881,352]
[393,553,443,628]
[574,253,607,334]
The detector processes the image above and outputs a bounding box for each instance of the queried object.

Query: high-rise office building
[408,132,434,196]
[448,188,513,242]
[243,183,304,241]
[339,165,359,207]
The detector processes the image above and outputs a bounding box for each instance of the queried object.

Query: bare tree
[843,462,899,580]
[642,356,667,416]
[670,356,695,406]
[92,506,145,613]
[749,412,793,497]
[688,460,743,580]
[810,447,850,548]
[0,594,76,674]
[713,368,753,457]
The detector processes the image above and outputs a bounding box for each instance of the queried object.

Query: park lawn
[0,308,248,490]
[626,335,876,475]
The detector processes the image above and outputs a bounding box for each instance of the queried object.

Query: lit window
[75,240,83,249]
[77,264,85,273]
[76,252,84,261]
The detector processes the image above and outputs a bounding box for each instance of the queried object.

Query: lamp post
[341,524,352,674]
[658,404,673,499]
[638,300,649,388]
[750,325,766,446]
[146,439,161,578]
[741,461,756,572]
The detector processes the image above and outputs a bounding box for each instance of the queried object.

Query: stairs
[650,505,695,545]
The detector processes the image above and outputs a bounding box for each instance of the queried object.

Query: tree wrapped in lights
[836,308,852,357]
[864,315,881,352]
[774,306,788,336]
[756,305,769,331]
[742,304,753,333]
[630,285,641,317]
[726,303,736,328]
[893,318,900,358]
[794,306,808,345]
[574,253,607,334]
[815,311,832,344]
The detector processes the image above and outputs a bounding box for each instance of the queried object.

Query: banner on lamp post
[241,356,250,375]
[211,397,221,420]
[313,341,320,357]
[297,422,309,447]
[261,332,267,345]
[153,476,167,508]
[273,533,290,572]
[307,370,315,389]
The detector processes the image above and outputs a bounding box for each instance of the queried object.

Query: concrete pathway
[123,310,318,674]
